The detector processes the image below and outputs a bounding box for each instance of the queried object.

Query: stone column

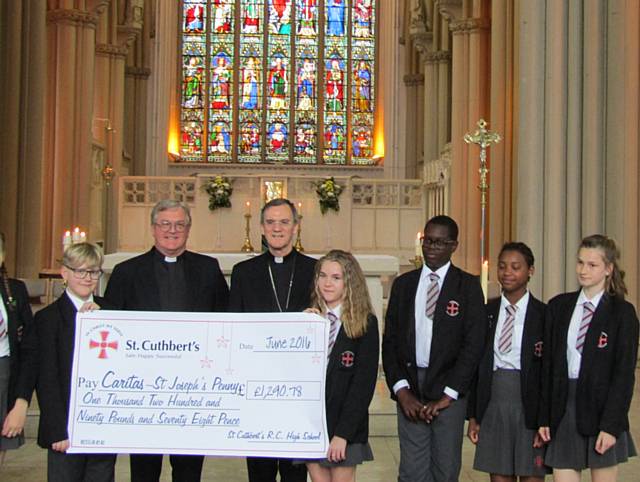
[448,13,491,273]
[94,0,143,252]
[43,4,105,269]
[0,1,46,277]
[145,0,178,176]
[541,0,569,299]
[605,0,640,305]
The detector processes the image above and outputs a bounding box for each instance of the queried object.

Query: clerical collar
[153,247,183,263]
[268,249,296,264]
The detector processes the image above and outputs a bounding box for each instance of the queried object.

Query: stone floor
[2,373,640,481]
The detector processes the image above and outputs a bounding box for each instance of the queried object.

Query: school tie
[0,313,6,340]
[425,273,440,319]
[327,311,338,358]
[498,304,517,353]
[576,301,595,354]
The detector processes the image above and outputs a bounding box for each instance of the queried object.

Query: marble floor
[2,373,640,481]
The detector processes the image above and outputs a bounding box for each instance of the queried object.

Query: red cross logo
[534,341,543,357]
[341,351,355,367]
[89,331,118,359]
[597,331,608,349]
[446,300,459,317]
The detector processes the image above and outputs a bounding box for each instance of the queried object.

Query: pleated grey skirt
[473,369,549,477]
[298,442,374,468]
[545,379,637,469]
[0,356,25,450]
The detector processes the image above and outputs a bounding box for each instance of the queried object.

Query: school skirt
[297,442,374,468]
[473,369,549,477]
[545,379,636,469]
[0,356,25,450]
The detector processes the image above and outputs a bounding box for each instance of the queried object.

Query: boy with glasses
[382,215,487,482]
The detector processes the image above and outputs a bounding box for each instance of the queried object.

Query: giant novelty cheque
[67,311,329,458]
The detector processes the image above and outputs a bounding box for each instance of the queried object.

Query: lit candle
[80,231,87,243]
[481,260,489,302]
[415,232,422,258]
[297,202,303,216]
[245,201,251,215]
[72,227,81,243]
[63,231,72,250]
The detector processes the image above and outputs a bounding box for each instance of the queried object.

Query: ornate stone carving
[96,43,129,58]
[125,66,151,79]
[425,50,451,63]
[424,143,452,186]
[46,9,99,27]
[436,0,462,22]
[410,0,432,55]
[449,17,490,34]
[404,73,425,86]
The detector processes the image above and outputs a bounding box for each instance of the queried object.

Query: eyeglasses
[422,237,456,249]
[263,219,293,227]
[154,221,189,232]
[64,265,103,280]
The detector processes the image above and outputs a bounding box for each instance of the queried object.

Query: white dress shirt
[0,291,10,357]
[65,289,95,312]
[493,291,530,370]
[393,262,458,399]
[566,289,604,379]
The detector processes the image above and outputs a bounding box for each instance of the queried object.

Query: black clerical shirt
[153,249,189,311]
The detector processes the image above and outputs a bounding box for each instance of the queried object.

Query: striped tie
[498,304,517,353]
[0,314,5,340]
[425,273,440,319]
[576,301,595,354]
[327,311,338,357]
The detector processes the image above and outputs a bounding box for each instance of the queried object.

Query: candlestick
[294,214,305,252]
[63,231,72,251]
[245,201,251,215]
[241,213,254,252]
[72,227,81,243]
[481,260,489,303]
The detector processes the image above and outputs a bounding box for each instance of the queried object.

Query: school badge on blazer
[340,350,355,367]
[445,300,460,316]
[597,331,608,349]
[534,341,543,358]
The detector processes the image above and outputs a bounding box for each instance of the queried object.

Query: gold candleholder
[294,214,305,252]
[241,213,254,252]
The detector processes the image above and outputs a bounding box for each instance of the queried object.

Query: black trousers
[130,454,204,482]
[47,450,116,482]
[246,457,307,482]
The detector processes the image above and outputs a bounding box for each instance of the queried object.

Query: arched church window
[179,0,378,165]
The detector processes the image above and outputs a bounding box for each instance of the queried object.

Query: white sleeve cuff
[444,386,459,400]
[392,379,410,395]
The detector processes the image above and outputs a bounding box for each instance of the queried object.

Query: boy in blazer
[382,215,486,482]
[36,242,116,482]
[230,198,315,482]
[104,200,229,482]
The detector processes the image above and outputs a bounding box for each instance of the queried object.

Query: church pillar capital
[46,8,99,28]
[449,17,490,35]
[403,73,425,86]
[424,50,451,64]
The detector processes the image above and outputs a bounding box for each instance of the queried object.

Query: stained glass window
[179,0,377,165]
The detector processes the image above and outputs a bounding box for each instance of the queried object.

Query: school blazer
[325,314,379,444]
[229,251,316,312]
[382,265,487,401]
[35,293,111,448]
[1,278,37,409]
[539,291,639,438]
[467,295,546,429]
[104,248,229,312]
